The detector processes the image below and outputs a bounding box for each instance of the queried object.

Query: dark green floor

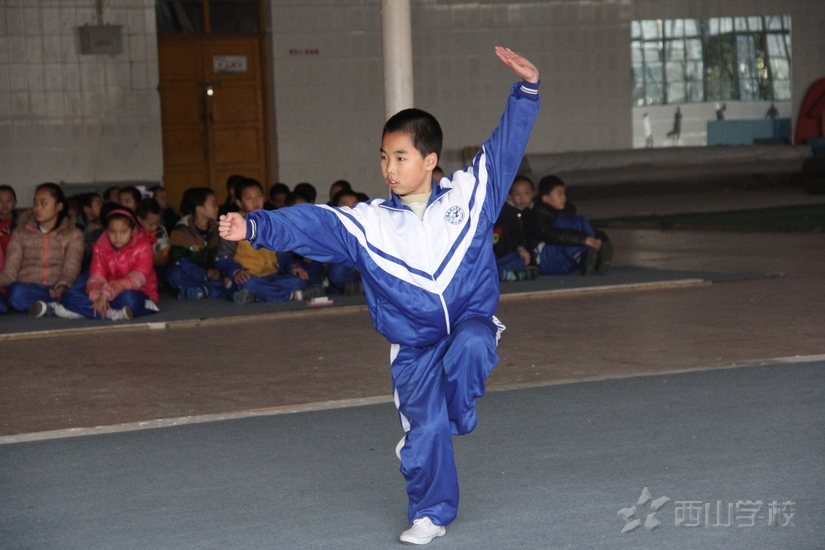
[1,361,822,549]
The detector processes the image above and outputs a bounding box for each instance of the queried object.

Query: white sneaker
[29,301,55,317]
[54,304,82,319]
[106,306,133,321]
[400,517,446,545]
[395,436,406,460]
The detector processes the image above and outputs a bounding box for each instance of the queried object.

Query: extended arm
[220,205,357,267]
[481,48,541,216]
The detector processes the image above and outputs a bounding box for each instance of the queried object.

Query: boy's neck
[194,214,210,231]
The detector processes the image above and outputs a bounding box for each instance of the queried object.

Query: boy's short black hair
[383,108,443,163]
[180,187,215,216]
[137,198,161,219]
[332,188,358,207]
[235,178,264,199]
[538,175,565,197]
[103,186,120,201]
[269,182,289,200]
[77,192,101,212]
[355,192,370,202]
[511,175,535,191]
[0,184,17,200]
[119,186,142,204]
[294,182,317,203]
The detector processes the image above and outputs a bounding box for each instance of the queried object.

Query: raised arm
[480,47,541,217]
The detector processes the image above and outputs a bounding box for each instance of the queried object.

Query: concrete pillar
[381,0,414,120]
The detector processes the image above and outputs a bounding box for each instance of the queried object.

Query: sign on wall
[213,55,248,74]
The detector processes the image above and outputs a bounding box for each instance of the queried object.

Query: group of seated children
[0,172,604,319]
[493,174,613,281]
[0,176,370,319]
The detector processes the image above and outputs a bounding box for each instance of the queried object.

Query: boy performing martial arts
[219,46,540,545]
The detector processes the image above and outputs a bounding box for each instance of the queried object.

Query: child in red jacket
[58,208,159,320]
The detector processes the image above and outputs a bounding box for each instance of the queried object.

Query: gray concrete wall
[0,0,163,205]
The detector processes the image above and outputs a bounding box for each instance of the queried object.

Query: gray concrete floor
[1,186,824,438]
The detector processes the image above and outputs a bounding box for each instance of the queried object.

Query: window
[632,15,791,105]
[156,0,260,35]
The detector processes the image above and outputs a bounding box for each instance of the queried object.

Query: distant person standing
[643,113,654,148]
[716,102,726,120]
[766,103,779,120]
[666,106,682,146]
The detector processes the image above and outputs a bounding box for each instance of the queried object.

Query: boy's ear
[540,194,552,206]
[424,152,438,172]
[235,197,244,209]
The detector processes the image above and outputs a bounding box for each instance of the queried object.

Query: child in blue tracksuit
[219,47,540,545]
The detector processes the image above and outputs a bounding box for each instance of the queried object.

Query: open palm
[495,46,539,83]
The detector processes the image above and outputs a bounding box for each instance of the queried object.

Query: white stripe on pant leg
[492,315,506,346]
[391,343,411,432]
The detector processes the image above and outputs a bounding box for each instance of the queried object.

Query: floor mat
[1,361,821,549]
[0,266,777,338]
[593,203,825,232]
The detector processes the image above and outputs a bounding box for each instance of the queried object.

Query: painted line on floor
[2,352,823,446]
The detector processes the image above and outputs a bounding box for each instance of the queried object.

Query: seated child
[215,178,320,304]
[149,185,180,229]
[137,198,171,290]
[265,183,289,210]
[0,183,84,315]
[103,186,120,204]
[58,208,159,320]
[219,46,540,545]
[0,245,6,313]
[118,186,143,213]
[0,184,19,255]
[327,179,351,206]
[327,189,364,294]
[76,192,103,270]
[526,175,612,275]
[166,187,231,300]
[493,175,538,282]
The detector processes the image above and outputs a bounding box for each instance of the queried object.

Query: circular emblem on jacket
[445,205,465,225]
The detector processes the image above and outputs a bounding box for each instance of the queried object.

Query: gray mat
[0,266,777,337]
[1,361,822,549]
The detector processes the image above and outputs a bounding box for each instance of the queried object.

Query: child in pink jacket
[58,208,159,320]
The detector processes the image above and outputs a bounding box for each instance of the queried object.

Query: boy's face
[138,212,161,233]
[236,186,265,214]
[196,194,219,220]
[118,192,137,212]
[542,185,567,211]
[509,180,534,210]
[380,131,437,197]
[0,190,15,217]
[153,189,169,210]
[337,195,358,209]
[84,196,102,220]
[270,192,287,209]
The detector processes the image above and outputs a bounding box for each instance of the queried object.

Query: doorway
[156,0,269,207]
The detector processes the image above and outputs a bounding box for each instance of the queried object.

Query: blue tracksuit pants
[60,274,158,319]
[167,259,232,299]
[495,250,527,279]
[236,272,307,302]
[327,263,361,293]
[392,315,502,526]
[5,276,86,312]
[536,215,596,275]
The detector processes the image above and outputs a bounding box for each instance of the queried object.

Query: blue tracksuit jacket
[245,81,540,345]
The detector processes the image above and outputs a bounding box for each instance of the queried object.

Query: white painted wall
[1,0,823,205]
[0,0,162,205]
[269,0,825,200]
